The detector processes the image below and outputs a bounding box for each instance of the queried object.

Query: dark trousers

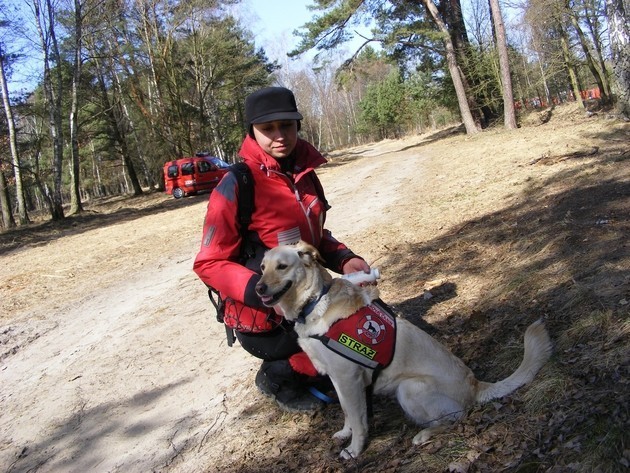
[235,320,301,361]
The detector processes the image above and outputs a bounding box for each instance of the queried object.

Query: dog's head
[256,241,330,318]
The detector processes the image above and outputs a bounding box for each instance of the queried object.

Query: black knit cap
[245,87,303,125]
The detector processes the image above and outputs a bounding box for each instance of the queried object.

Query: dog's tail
[475,320,552,404]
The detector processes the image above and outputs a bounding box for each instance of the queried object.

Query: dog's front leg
[330,373,370,459]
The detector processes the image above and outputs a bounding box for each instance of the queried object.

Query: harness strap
[310,333,381,369]
[366,366,384,419]
[296,284,331,324]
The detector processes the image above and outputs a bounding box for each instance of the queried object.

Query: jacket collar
[238,136,327,180]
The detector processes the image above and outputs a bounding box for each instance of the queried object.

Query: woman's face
[252,120,298,159]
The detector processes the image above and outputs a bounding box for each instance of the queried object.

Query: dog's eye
[260,263,266,271]
[277,263,288,270]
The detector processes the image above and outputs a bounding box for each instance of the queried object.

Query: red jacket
[193,135,358,332]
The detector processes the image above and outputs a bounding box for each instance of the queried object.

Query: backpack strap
[229,162,255,232]
[229,162,257,261]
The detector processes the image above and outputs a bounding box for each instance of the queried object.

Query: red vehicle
[164,153,230,199]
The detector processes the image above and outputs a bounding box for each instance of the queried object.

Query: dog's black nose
[255,281,267,296]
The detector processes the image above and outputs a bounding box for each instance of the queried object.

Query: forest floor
[0,103,628,473]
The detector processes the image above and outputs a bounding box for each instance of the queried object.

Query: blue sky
[238,0,370,64]
[244,0,316,48]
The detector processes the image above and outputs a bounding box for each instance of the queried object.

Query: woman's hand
[342,257,376,286]
[342,257,371,275]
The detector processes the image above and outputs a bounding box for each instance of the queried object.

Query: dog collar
[297,284,331,324]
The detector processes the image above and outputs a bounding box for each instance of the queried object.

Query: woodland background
[0,0,628,228]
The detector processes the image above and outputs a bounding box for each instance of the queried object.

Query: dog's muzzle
[256,280,293,306]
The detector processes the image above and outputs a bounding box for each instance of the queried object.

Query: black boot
[255,360,327,413]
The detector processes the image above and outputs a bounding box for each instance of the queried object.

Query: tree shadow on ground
[370,150,629,471]
[5,377,195,473]
[397,124,466,153]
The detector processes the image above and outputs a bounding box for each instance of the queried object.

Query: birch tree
[0,42,30,224]
[31,0,65,220]
[606,0,630,117]
[69,0,84,213]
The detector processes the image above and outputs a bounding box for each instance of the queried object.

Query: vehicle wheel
[172,188,184,199]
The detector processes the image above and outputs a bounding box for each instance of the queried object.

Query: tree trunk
[89,27,144,197]
[85,30,145,197]
[108,69,143,196]
[28,134,56,217]
[558,23,585,108]
[0,167,16,229]
[439,0,485,128]
[137,2,176,152]
[489,0,517,129]
[568,7,611,104]
[89,139,106,198]
[487,0,497,44]
[606,0,630,117]
[47,0,65,219]
[33,0,65,220]
[69,0,84,214]
[0,45,30,224]
[582,0,613,98]
[530,33,552,106]
[423,0,480,134]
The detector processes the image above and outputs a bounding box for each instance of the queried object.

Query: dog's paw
[333,428,351,441]
[412,425,449,445]
[412,429,433,445]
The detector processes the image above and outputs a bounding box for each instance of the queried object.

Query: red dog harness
[311,299,397,369]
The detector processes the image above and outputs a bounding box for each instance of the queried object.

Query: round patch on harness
[356,314,387,345]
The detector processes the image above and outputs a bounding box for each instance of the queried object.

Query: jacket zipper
[263,166,318,242]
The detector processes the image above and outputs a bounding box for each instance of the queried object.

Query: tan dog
[256,241,552,459]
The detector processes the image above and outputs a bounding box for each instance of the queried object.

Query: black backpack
[207,161,329,346]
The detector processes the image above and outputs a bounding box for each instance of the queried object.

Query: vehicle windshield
[209,157,230,169]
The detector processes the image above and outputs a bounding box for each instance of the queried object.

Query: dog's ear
[294,240,312,253]
[295,240,323,267]
[297,248,316,266]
